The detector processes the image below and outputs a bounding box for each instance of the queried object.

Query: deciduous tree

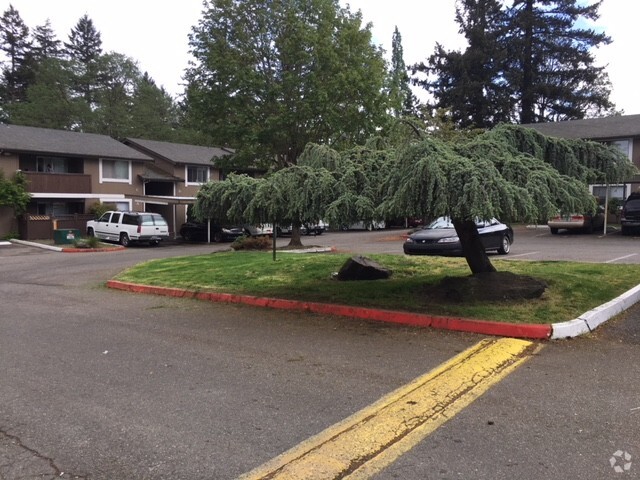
[184,0,389,168]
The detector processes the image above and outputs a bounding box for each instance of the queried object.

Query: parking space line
[605,253,638,263]
[507,251,539,258]
[238,338,541,480]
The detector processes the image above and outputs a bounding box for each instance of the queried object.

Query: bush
[231,235,271,251]
[73,235,100,249]
[88,202,117,219]
[2,231,19,240]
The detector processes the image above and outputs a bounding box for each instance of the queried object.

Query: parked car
[87,211,169,247]
[302,220,328,235]
[403,216,513,256]
[621,192,640,235]
[276,221,327,236]
[179,221,244,242]
[243,224,274,237]
[340,220,386,231]
[547,207,605,234]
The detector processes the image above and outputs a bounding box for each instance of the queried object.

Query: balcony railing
[23,172,92,194]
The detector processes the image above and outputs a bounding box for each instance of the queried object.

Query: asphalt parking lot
[1,227,639,479]
[291,224,640,263]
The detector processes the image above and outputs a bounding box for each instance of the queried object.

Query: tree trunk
[519,0,535,124]
[452,218,496,274]
[287,223,304,248]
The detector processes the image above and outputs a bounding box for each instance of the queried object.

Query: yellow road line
[238,338,542,480]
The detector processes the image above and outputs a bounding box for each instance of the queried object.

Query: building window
[100,159,131,183]
[186,165,209,185]
[605,139,632,160]
[592,184,627,202]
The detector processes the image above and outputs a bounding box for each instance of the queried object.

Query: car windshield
[426,217,454,229]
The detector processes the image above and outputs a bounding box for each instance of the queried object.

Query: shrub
[88,202,117,219]
[231,235,271,251]
[74,235,100,248]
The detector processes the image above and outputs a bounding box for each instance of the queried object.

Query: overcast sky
[2,0,637,114]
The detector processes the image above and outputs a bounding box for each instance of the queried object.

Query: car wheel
[149,240,160,246]
[87,227,94,237]
[120,232,130,247]
[550,227,559,235]
[181,230,192,241]
[498,234,511,255]
[213,232,223,243]
[621,226,630,236]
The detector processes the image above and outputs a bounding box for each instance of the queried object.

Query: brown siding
[24,172,91,193]
[0,154,20,174]
[85,159,147,196]
[633,138,640,169]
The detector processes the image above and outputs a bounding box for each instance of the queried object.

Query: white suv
[86,211,170,246]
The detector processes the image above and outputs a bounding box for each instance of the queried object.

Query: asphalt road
[1,230,639,479]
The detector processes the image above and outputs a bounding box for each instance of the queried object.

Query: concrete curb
[550,283,640,339]
[11,239,63,252]
[10,239,125,253]
[106,280,552,340]
[106,280,640,340]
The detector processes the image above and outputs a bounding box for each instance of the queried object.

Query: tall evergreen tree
[416,0,613,126]
[506,0,613,123]
[129,73,180,141]
[388,26,416,117]
[32,19,62,61]
[0,5,33,107]
[7,58,79,129]
[64,14,103,107]
[414,0,511,129]
[90,52,139,136]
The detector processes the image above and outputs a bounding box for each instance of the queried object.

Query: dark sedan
[403,217,513,256]
[179,222,245,243]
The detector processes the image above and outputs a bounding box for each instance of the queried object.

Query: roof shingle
[523,114,640,140]
[0,124,152,161]
[124,138,234,166]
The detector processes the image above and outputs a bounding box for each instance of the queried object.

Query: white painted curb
[551,283,640,339]
[10,239,63,252]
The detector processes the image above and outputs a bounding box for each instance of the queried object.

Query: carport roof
[0,124,153,161]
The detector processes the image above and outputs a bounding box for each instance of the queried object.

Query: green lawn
[113,251,640,324]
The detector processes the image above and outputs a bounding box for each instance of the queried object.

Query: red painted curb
[107,280,552,339]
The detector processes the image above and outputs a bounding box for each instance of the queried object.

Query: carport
[125,194,196,239]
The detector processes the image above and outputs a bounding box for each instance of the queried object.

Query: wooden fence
[19,214,95,241]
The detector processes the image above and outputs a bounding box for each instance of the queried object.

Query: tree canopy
[0,170,30,216]
[183,0,389,169]
[415,0,614,128]
[193,125,635,271]
[0,6,184,141]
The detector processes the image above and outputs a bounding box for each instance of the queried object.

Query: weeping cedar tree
[192,142,393,248]
[381,125,635,273]
[193,125,634,273]
[192,166,337,249]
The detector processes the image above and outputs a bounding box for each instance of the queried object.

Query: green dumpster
[53,228,81,245]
